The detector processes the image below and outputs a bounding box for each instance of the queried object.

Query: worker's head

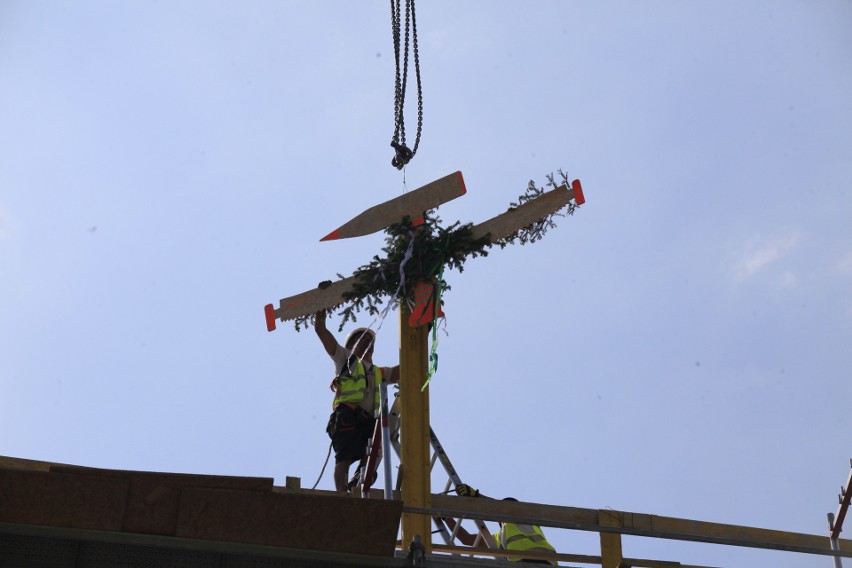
[345,327,376,359]
[498,497,518,526]
[499,497,518,527]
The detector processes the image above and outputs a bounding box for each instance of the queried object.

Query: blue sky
[1,2,851,566]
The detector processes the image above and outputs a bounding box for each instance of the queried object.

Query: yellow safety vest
[495,523,556,562]
[332,358,382,416]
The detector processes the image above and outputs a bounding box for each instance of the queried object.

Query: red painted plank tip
[456,171,467,195]
[264,304,277,332]
[320,228,341,242]
[572,179,585,205]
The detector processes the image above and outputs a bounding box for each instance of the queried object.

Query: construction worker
[456,485,558,565]
[314,298,399,494]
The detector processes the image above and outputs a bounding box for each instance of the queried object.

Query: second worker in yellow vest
[456,486,558,565]
[494,507,557,565]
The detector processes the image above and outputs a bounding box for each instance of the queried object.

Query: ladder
[356,392,499,552]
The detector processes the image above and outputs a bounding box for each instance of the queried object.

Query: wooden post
[599,509,624,568]
[399,302,432,552]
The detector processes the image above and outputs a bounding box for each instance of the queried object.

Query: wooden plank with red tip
[265,276,359,331]
[470,179,584,244]
[320,171,466,241]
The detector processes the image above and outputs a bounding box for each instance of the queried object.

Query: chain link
[410,0,423,157]
[390,0,423,170]
[391,0,402,144]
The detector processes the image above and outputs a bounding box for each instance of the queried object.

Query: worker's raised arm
[314,282,340,358]
[314,309,339,358]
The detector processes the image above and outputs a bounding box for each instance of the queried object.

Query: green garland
[294,170,578,332]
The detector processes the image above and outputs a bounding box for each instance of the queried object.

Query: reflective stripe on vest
[333,359,382,415]
[497,523,556,559]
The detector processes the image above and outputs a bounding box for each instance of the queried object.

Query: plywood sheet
[50,465,273,536]
[0,455,63,472]
[177,488,402,557]
[0,469,128,531]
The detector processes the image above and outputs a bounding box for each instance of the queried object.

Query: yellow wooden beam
[428,493,599,526]
[420,495,852,558]
[427,544,718,568]
[399,303,432,551]
[600,509,624,568]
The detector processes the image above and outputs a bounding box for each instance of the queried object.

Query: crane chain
[390,0,423,170]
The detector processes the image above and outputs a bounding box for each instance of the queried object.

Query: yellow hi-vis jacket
[494,523,556,563]
[332,359,382,416]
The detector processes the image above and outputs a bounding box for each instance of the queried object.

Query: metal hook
[391,140,413,169]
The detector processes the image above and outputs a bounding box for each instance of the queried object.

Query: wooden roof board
[0,455,403,560]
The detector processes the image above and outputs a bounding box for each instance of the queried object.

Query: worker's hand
[314,309,327,331]
[456,484,479,498]
[314,282,332,324]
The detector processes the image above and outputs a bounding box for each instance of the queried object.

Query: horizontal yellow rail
[408,494,852,559]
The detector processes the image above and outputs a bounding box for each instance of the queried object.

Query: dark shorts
[327,404,375,464]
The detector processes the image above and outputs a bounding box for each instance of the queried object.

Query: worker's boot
[347,466,362,492]
[347,464,377,491]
